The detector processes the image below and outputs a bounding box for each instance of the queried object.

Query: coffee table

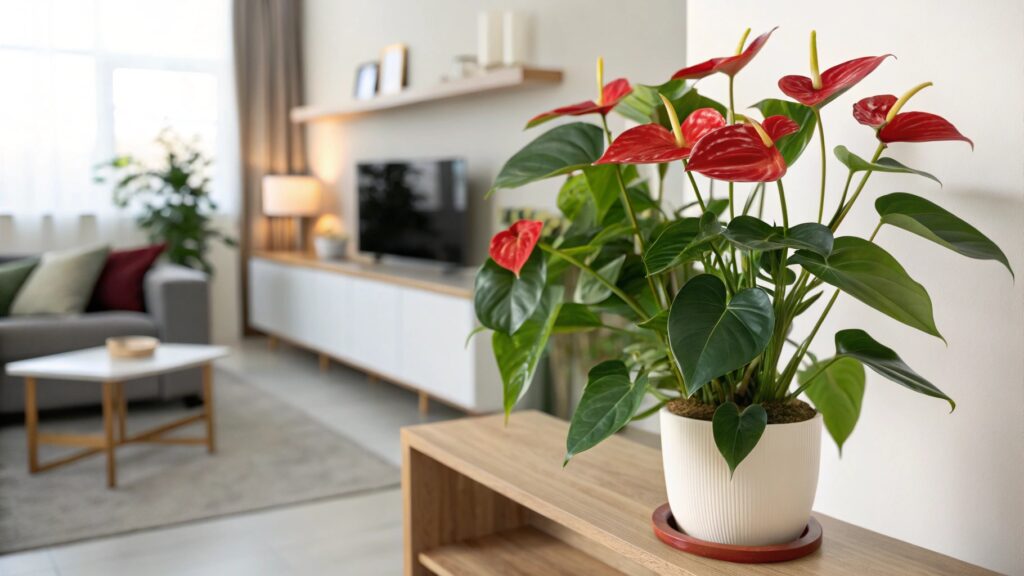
[5,344,229,488]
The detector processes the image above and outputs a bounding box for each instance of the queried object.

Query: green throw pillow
[0,258,39,316]
[10,245,110,316]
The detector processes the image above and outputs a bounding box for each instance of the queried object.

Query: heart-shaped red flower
[853,95,973,147]
[778,54,892,108]
[685,116,798,182]
[526,79,632,129]
[671,27,776,81]
[489,220,544,277]
[594,108,726,165]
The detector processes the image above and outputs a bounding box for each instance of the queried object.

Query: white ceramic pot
[314,236,348,260]
[660,408,822,546]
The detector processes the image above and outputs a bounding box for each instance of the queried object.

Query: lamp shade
[262,175,321,216]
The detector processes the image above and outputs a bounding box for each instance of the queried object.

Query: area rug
[0,369,399,553]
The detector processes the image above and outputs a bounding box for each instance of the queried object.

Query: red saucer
[651,503,822,563]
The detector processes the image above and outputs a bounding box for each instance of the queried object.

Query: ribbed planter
[659,408,822,546]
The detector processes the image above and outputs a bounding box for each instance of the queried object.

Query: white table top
[5,344,229,382]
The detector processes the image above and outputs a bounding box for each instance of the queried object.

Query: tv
[357,158,468,266]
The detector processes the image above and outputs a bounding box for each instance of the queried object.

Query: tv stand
[248,251,498,414]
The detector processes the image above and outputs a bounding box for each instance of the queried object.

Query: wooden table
[401,410,997,576]
[6,344,229,489]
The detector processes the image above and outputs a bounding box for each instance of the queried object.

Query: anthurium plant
[474,28,1011,472]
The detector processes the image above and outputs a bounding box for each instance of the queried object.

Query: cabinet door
[249,259,287,334]
[399,288,474,407]
[347,276,401,378]
[314,270,351,362]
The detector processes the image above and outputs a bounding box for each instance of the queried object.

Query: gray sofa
[0,262,210,413]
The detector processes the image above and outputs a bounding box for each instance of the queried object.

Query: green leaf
[574,255,625,304]
[565,361,648,464]
[557,174,591,220]
[473,251,547,335]
[554,302,603,333]
[712,402,767,476]
[668,275,775,396]
[789,236,942,339]
[706,198,730,217]
[493,288,563,418]
[834,145,940,185]
[490,123,605,194]
[615,81,726,128]
[636,309,668,334]
[875,193,1013,277]
[642,214,721,276]
[582,164,619,223]
[724,215,833,256]
[752,99,817,166]
[801,357,865,454]
[835,329,955,411]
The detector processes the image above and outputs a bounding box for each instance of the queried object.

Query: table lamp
[262,175,321,252]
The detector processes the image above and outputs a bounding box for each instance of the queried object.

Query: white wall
[302,0,685,264]
[686,2,1024,573]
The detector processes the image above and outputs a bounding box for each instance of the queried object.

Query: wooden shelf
[290,66,563,123]
[419,526,622,576]
[402,411,999,576]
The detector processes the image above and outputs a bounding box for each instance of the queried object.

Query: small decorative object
[448,55,478,81]
[95,129,236,273]
[106,336,159,359]
[477,11,502,69]
[354,61,378,100]
[312,214,348,260]
[473,27,1011,559]
[379,43,408,95]
[502,11,529,66]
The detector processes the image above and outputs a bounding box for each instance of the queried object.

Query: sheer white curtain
[0,0,238,225]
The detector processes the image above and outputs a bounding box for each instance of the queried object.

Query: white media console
[248,252,502,414]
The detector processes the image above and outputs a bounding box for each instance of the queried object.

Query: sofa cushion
[0,258,38,317]
[0,311,157,363]
[89,244,165,312]
[10,245,110,316]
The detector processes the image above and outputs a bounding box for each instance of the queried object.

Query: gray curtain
[233,0,306,330]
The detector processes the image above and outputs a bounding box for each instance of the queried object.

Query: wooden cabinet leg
[418,392,429,416]
[319,353,330,373]
[116,382,127,442]
[203,363,216,454]
[268,336,278,351]
[25,377,38,473]
[102,381,117,489]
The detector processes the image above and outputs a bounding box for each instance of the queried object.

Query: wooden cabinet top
[402,410,997,576]
[252,251,475,299]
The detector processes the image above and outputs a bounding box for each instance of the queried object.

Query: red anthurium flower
[489,220,543,277]
[852,83,973,147]
[686,116,798,182]
[526,58,632,128]
[595,108,726,165]
[778,31,891,108]
[670,27,777,80]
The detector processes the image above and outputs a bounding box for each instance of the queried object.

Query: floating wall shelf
[290,66,563,123]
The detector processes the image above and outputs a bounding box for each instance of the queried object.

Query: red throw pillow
[89,244,166,312]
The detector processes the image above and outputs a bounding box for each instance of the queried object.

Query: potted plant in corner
[472,28,1012,555]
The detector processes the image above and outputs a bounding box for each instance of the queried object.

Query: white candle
[477,11,503,68]
[502,11,529,66]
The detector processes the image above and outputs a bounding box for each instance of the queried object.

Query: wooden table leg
[102,381,117,489]
[116,382,127,442]
[319,353,330,373]
[418,392,429,416]
[25,377,38,473]
[202,363,216,454]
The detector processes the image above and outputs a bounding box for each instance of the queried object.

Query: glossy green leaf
[637,309,668,333]
[801,357,865,454]
[712,402,767,476]
[615,81,726,128]
[668,275,775,396]
[493,288,563,418]
[752,99,817,166]
[875,193,1013,277]
[557,174,591,220]
[835,329,955,411]
[565,361,648,463]
[644,218,699,275]
[834,145,940,185]
[490,123,604,194]
[582,164,619,222]
[789,236,942,339]
[724,216,833,256]
[706,198,730,217]
[473,251,547,335]
[574,254,625,305]
[554,302,603,333]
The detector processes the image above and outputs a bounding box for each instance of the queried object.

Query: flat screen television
[357,158,468,265]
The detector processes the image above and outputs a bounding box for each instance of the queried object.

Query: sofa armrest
[144,264,210,344]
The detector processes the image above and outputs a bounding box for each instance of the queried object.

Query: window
[0,0,237,216]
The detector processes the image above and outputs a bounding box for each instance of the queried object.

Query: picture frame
[353,61,378,100]
[378,43,408,95]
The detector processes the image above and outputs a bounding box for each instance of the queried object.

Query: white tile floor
[0,338,462,576]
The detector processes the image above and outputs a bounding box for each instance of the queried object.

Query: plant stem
[830,142,886,231]
[538,243,648,320]
[683,166,708,212]
[776,179,790,232]
[787,356,840,400]
[814,107,826,224]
